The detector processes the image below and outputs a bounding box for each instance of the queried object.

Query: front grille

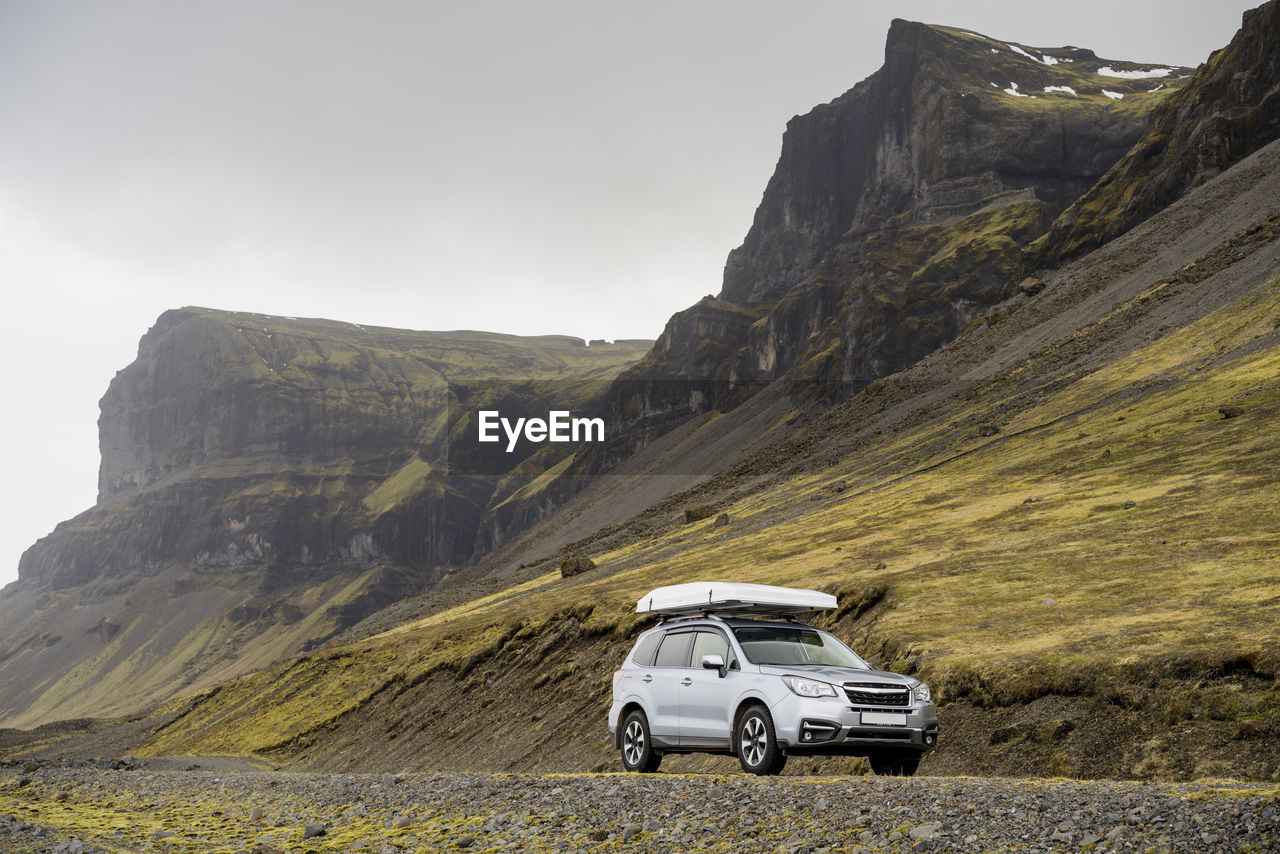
[844,682,910,707]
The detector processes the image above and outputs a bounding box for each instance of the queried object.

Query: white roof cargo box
[636,582,837,617]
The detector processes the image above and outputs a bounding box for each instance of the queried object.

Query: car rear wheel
[736,705,786,775]
[620,710,661,773]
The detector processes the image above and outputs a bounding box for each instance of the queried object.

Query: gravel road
[2,761,1277,853]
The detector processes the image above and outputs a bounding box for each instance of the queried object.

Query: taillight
[612,670,624,690]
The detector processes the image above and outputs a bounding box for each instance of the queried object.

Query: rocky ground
[1,761,1277,853]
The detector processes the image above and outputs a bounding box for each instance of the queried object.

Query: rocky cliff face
[1031,0,1280,266]
[0,309,648,726]
[649,21,1192,401]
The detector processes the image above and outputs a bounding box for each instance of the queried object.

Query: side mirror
[701,653,727,677]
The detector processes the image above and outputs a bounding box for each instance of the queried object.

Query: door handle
[681,678,693,686]
[642,675,653,683]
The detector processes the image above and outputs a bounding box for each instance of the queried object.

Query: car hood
[757,664,917,687]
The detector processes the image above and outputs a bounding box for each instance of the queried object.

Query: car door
[677,629,737,746]
[645,630,693,743]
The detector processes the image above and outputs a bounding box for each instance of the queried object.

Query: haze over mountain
[3,2,1279,784]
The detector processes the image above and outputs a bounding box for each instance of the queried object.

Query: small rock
[642,819,661,832]
[302,823,327,839]
[1123,500,1137,509]
[152,830,174,839]
[713,512,730,528]
[249,806,265,822]
[1041,597,1058,606]
[391,816,412,829]
[623,826,641,841]
[455,837,476,849]
[22,762,40,774]
[558,556,596,578]
[909,822,940,841]
[1018,277,1045,296]
[682,505,714,524]
[1219,406,1243,419]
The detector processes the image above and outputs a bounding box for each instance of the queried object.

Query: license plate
[860,711,907,726]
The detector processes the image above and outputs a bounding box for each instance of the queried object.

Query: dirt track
[2,761,1277,853]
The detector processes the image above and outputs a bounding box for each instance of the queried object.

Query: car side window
[653,631,694,667]
[631,633,662,667]
[690,630,737,670]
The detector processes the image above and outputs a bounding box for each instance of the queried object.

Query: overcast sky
[0,1,1260,586]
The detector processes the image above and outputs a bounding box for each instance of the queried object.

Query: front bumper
[770,693,939,755]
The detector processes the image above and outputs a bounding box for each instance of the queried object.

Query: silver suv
[608,614,939,775]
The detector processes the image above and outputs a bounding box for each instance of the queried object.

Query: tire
[899,756,920,777]
[620,710,661,773]
[736,705,787,775]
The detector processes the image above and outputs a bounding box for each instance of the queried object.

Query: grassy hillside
[77,141,1280,782]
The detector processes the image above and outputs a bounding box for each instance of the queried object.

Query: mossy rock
[558,557,596,578]
[683,505,715,524]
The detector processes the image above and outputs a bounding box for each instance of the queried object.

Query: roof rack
[655,611,808,625]
[637,582,836,618]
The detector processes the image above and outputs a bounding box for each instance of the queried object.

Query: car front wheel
[736,705,786,775]
[620,710,661,773]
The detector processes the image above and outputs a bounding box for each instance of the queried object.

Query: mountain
[1031,0,1280,266]
[4,3,1280,783]
[0,309,649,726]
[637,21,1192,405]
[45,127,1280,780]
[3,19,1196,732]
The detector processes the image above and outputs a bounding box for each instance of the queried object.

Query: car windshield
[732,625,869,669]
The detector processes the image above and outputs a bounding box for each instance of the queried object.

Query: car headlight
[913,682,931,703]
[782,675,838,698]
